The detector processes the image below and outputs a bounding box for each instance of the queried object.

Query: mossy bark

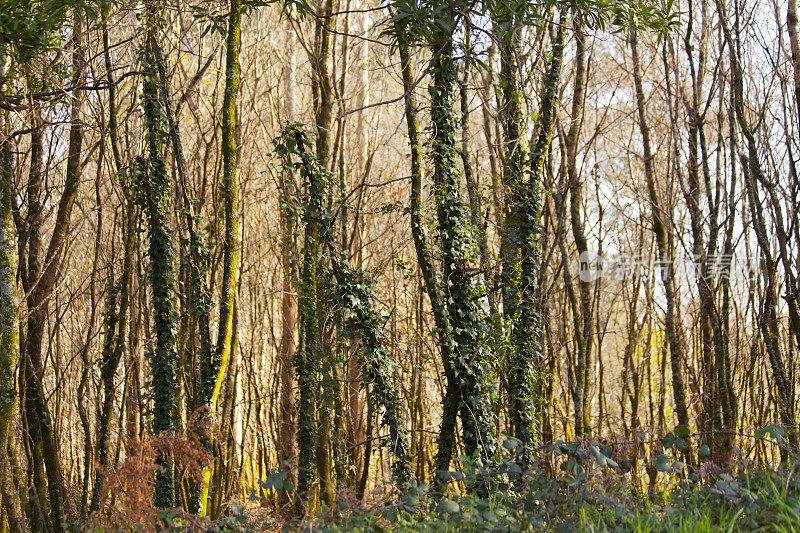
[0,105,19,521]
[632,29,694,464]
[292,125,323,516]
[17,13,85,530]
[196,0,242,515]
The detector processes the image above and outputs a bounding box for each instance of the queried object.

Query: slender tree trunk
[717,0,799,448]
[277,25,299,514]
[632,31,694,465]
[197,0,242,515]
[292,122,323,515]
[394,14,458,476]
[514,10,567,443]
[142,0,180,507]
[787,0,800,133]
[308,0,335,508]
[0,96,20,526]
[89,195,133,512]
[18,12,85,529]
[563,21,592,437]
[427,3,496,464]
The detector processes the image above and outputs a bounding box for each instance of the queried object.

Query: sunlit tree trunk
[0,91,20,528]
[307,0,335,508]
[394,10,458,475]
[517,10,566,442]
[17,12,84,530]
[197,0,242,515]
[788,0,800,132]
[562,19,592,438]
[717,0,799,448]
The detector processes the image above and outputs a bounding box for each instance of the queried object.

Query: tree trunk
[197,0,242,515]
[277,24,299,514]
[394,12,458,476]
[632,30,694,465]
[427,3,496,464]
[142,0,180,507]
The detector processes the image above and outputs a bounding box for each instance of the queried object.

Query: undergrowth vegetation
[317,438,800,533]
[85,432,800,532]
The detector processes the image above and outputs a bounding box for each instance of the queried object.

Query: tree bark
[142,0,180,507]
[632,30,694,465]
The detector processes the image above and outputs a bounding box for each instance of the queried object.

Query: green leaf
[440,500,460,514]
[654,454,671,472]
[698,444,711,461]
[590,445,608,467]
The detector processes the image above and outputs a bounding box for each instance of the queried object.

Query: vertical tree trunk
[142,0,180,507]
[18,12,85,529]
[787,0,800,132]
[309,0,335,508]
[394,10,458,476]
[427,3,496,464]
[277,24,299,515]
[292,119,323,514]
[717,0,799,448]
[0,98,20,526]
[515,10,567,443]
[563,20,592,438]
[632,31,694,465]
[89,195,133,512]
[198,0,242,515]
[494,3,525,335]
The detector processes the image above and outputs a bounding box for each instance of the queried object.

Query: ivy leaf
[590,445,608,467]
[698,444,711,461]
[439,500,460,514]
[654,454,671,472]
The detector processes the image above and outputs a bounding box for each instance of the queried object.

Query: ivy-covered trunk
[394,15,458,475]
[331,259,412,485]
[510,10,566,445]
[427,3,496,464]
[311,0,336,508]
[89,214,132,512]
[142,0,180,508]
[493,4,525,347]
[287,124,323,516]
[493,4,536,446]
[290,121,412,486]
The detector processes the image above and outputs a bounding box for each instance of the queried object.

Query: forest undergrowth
[83,431,800,532]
